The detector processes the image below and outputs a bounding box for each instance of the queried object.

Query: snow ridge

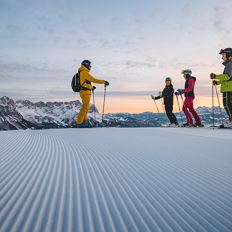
[0,128,232,232]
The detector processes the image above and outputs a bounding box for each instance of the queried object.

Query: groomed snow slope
[0,128,232,232]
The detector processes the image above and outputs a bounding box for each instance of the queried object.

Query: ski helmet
[181,69,192,75]
[165,77,172,81]
[81,60,92,69]
[219,48,232,58]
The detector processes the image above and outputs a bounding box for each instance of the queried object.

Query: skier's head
[219,48,232,61]
[165,77,172,86]
[81,60,92,70]
[181,69,192,79]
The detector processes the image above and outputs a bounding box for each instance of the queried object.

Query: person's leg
[166,104,178,124]
[223,92,230,119]
[77,94,91,124]
[182,97,193,124]
[228,92,232,121]
[171,112,178,125]
[225,92,232,121]
[165,104,174,124]
[188,98,201,125]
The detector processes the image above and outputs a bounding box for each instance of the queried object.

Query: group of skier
[151,48,232,128]
[152,69,202,127]
[73,48,232,128]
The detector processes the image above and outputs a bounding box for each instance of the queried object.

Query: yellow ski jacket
[78,65,105,96]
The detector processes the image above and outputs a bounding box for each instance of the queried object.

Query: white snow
[0,128,232,232]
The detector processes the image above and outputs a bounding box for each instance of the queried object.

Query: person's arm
[215,62,232,82]
[154,95,162,100]
[182,79,194,93]
[84,72,105,84]
[215,74,230,82]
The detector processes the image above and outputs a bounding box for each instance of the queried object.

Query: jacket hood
[186,76,196,81]
[78,65,89,72]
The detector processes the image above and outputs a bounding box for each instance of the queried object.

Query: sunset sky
[0,0,232,113]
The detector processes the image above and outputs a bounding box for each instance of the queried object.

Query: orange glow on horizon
[93,96,223,114]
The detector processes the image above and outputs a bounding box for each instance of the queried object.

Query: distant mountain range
[0,96,227,130]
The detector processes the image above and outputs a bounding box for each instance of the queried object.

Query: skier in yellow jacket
[77,60,109,127]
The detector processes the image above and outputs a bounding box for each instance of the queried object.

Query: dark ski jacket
[183,76,196,98]
[155,84,174,105]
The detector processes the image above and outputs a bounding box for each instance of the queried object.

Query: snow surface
[0,128,232,232]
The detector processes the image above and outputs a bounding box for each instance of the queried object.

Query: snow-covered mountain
[15,98,91,128]
[0,96,161,130]
[0,96,37,130]
[0,96,228,130]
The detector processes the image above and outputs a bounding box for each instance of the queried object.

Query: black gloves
[105,81,109,86]
[213,80,219,85]
[92,86,96,91]
[210,73,216,79]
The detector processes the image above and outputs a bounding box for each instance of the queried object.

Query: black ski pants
[165,104,178,124]
[223,92,232,121]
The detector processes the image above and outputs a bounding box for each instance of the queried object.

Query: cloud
[0,0,10,13]
[37,25,55,33]
[0,61,49,73]
[213,7,226,32]
[124,60,163,69]
[6,24,21,32]
[0,59,68,74]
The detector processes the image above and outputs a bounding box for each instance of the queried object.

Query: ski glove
[213,80,219,85]
[105,81,109,86]
[210,73,216,79]
[175,89,184,95]
[92,86,96,90]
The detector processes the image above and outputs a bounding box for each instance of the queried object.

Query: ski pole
[176,95,183,125]
[92,89,96,121]
[150,95,160,113]
[180,95,184,104]
[102,85,107,123]
[160,97,165,112]
[214,84,223,125]
[159,91,165,112]
[152,98,160,113]
[212,82,215,127]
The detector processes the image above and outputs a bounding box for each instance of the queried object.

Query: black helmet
[181,69,192,75]
[219,48,232,56]
[81,60,91,69]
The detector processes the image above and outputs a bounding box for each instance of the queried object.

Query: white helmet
[181,69,192,75]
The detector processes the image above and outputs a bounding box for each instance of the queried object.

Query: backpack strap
[79,70,91,91]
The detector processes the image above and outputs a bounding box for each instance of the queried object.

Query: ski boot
[168,123,179,127]
[77,122,95,128]
[182,122,194,128]
[219,121,232,129]
[194,123,204,128]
